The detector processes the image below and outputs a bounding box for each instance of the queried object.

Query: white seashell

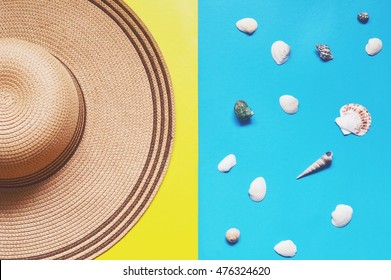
[248,177,267,202]
[297,151,333,179]
[331,204,353,228]
[225,228,240,244]
[279,95,299,114]
[236,18,258,35]
[335,114,361,135]
[274,240,297,258]
[271,40,290,65]
[218,154,236,173]
[365,38,382,56]
[335,104,371,136]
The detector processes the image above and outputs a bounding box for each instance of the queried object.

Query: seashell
[274,240,297,258]
[248,177,266,202]
[316,44,333,61]
[234,100,254,121]
[225,228,240,244]
[236,18,258,35]
[335,103,371,136]
[296,151,333,179]
[271,41,290,65]
[331,204,353,228]
[365,38,382,56]
[218,154,236,173]
[279,95,299,114]
[357,12,369,24]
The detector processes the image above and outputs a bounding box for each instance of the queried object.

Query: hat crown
[0,38,85,187]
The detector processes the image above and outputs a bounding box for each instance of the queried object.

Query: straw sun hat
[0,0,174,259]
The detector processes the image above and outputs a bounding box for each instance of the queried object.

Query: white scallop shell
[218,154,236,173]
[335,104,371,136]
[331,204,353,228]
[248,177,266,202]
[335,114,362,135]
[366,38,382,56]
[271,41,290,65]
[274,240,297,258]
[236,18,258,35]
[225,228,240,244]
[279,95,299,114]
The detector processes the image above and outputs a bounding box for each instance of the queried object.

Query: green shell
[234,100,254,121]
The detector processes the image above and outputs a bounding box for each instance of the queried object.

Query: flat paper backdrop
[199,0,391,259]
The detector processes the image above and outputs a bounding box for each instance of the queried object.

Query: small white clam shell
[248,177,266,202]
[236,18,258,35]
[331,204,353,228]
[271,40,290,65]
[335,114,361,135]
[225,228,240,244]
[366,38,382,56]
[274,240,297,258]
[217,154,236,173]
[279,95,299,114]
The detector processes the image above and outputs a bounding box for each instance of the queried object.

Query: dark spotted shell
[234,100,254,121]
[316,44,333,62]
[357,12,369,24]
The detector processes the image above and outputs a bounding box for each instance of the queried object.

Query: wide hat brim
[0,0,174,259]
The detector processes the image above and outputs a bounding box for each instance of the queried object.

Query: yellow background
[97,0,198,259]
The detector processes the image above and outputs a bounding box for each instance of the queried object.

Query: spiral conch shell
[316,44,333,61]
[271,41,290,65]
[234,100,254,121]
[357,12,369,24]
[335,104,371,136]
[366,38,382,56]
[296,151,333,179]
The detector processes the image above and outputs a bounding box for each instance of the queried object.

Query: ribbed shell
[339,104,372,136]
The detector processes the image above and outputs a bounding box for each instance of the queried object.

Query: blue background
[199,0,391,259]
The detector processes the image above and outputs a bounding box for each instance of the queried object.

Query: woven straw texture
[0,0,174,259]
